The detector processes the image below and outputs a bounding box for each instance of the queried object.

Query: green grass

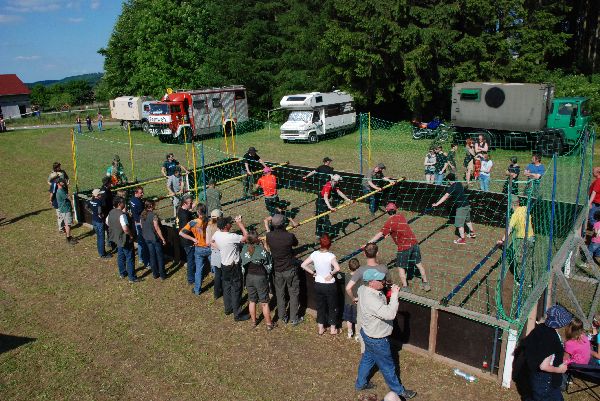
[0,126,594,401]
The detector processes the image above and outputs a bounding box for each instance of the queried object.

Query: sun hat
[363,269,386,282]
[248,146,257,153]
[544,305,572,329]
[210,209,223,219]
[271,214,285,227]
[323,157,333,163]
[376,163,386,169]
[385,202,398,212]
[92,188,105,197]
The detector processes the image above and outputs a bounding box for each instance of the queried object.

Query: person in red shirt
[316,174,352,237]
[367,202,431,293]
[589,167,600,226]
[255,167,279,215]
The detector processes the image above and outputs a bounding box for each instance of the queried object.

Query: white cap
[210,209,223,218]
[92,188,105,197]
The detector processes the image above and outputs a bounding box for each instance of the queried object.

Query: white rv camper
[110,96,154,132]
[279,91,356,143]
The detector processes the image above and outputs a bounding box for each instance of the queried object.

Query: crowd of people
[44,139,595,401]
[75,111,103,134]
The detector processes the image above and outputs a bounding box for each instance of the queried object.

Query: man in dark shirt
[521,305,571,401]
[87,188,111,258]
[129,186,149,268]
[266,214,301,325]
[362,163,394,215]
[433,146,448,185]
[240,146,267,199]
[177,195,196,285]
[303,157,334,187]
[432,173,475,244]
[162,153,189,193]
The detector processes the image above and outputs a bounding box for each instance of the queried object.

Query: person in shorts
[56,178,78,245]
[343,258,360,339]
[367,203,431,293]
[432,172,476,244]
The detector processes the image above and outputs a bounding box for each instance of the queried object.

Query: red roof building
[0,74,31,119]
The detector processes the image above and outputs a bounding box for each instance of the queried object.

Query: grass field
[0,126,594,401]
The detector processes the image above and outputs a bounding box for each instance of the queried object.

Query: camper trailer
[110,96,154,132]
[279,91,356,143]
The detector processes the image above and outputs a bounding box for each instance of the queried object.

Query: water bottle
[453,368,477,383]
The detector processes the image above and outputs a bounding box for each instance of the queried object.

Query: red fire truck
[148,86,249,143]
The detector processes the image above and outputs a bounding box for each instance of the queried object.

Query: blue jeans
[529,371,563,401]
[185,245,196,284]
[589,242,600,257]
[362,187,380,214]
[479,174,490,192]
[590,203,600,226]
[92,220,106,257]
[434,173,445,185]
[76,123,82,134]
[356,329,405,395]
[135,224,149,266]
[193,246,211,294]
[117,245,136,281]
[146,240,165,279]
[98,121,103,131]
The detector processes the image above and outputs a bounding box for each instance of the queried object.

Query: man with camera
[355,269,417,399]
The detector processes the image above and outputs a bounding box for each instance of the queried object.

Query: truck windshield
[287,111,312,122]
[149,104,169,115]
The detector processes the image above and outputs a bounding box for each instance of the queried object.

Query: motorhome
[279,91,356,143]
[110,96,154,132]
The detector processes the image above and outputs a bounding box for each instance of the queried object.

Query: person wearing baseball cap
[87,188,110,258]
[367,202,431,293]
[355,268,417,399]
[315,173,352,237]
[47,161,69,186]
[241,146,267,199]
[521,304,573,400]
[362,163,396,215]
[255,166,279,215]
[303,157,334,185]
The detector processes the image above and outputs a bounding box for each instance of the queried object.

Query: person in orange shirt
[179,206,211,296]
[255,167,279,216]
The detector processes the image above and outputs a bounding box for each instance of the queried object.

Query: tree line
[30,80,95,111]
[97,0,599,121]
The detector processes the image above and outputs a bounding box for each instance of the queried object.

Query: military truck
[110,96,154,132]
[450,82,591,155]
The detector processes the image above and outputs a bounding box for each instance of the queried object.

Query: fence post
[542,153,558,313]
[127,123,136,181]
[359,113,363,176]
[200,139,207,202]
[573,131,589,226]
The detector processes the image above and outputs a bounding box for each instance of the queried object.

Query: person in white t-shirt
[300,234,341,335]
[479,152,493,192]
[212,215,249,321]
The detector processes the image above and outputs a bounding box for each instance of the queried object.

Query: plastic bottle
[453,368,477,383]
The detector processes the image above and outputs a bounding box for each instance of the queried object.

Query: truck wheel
[142,121,150,133]
[309,133,318,143]
[158,135,169,143]
[120,121,128,130]
[537,133,563,156]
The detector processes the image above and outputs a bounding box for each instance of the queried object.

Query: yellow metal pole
[368,112,372,168]
[216,162,289,186]
[183,126,190,170]
[230,109,236,157]
[286,178,403,231]
[70,128,79,191]
[127,123,136,181]
[222,110,229,156]
[192,141,199,200]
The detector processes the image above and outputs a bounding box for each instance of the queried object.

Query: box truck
[148,86,248,143]
[279,91,356,143]
[109,96,154,132]
[451,82,591,155]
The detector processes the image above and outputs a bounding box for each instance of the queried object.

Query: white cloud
[5,1,62,13]
[90,1,100,10]
[15,55,41,61]
[0,14,24,23]
[67,17,83,23]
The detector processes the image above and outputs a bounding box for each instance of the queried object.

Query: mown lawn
[0,126,592,401]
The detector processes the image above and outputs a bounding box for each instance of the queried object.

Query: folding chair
[566,363,600,400]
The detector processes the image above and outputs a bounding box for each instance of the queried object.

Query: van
[279,91,356,143]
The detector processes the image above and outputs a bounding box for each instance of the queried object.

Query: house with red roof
[0,74,31,119]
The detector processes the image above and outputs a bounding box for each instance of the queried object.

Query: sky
[0,0,122,83]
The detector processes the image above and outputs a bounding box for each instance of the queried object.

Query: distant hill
[27,73,103,88]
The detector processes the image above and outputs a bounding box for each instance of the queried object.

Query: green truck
[450,82,591,155]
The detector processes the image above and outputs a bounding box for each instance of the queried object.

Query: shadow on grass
[0,208,52,227]
[0,334,36,354]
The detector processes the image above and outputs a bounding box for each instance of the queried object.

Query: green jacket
[240,244,272,274]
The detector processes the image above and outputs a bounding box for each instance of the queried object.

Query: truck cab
[148,94,191,143]
[546,97,591,144]
[279,91,355,143]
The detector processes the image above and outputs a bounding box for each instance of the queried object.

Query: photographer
[355,269,416,399]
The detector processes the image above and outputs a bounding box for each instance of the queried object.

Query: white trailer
[110,96,154,132]
[279,91,356,143]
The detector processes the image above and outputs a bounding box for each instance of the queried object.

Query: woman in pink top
[564,317,591,365]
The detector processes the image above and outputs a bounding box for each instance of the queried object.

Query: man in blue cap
[355,269,417,399]
[521,304,572,401]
